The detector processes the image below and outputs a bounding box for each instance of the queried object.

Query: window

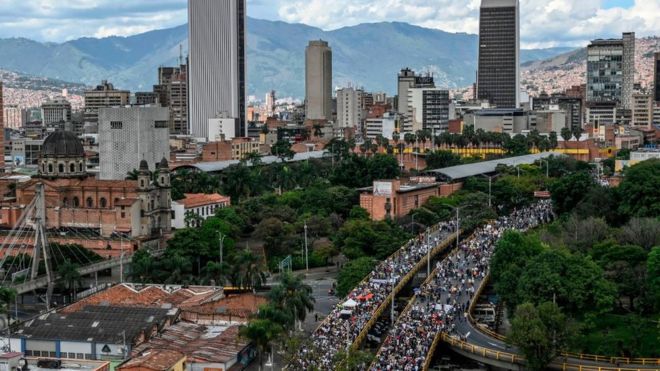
[62,197,68,207]
[48,164,53,173]
[155,120,167,128]
[121,212,126,218]
[79,163,84,172]
[73,197,80,207]
[42,163,46,173]
[86,197,93,208]
[70,163,75,172]
[111,121,123,129]
[100,198,107,208]
[58,164,64,173]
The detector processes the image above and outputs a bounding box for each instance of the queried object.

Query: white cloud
[0,0,658,47]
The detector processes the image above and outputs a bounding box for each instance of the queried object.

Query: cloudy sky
[0,0,658,48]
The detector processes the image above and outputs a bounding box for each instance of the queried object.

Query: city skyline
[0,0,658,48]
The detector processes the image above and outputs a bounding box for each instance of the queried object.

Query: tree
[591,242,648,311]
[337,257,376,297]
[425,150,461,170]
[560,127,573,142]
[234,249,267,289]
[617,159,660,218]
[618,218,660,251]
[0,287,16,317]
[550,171,595,215]
[549,131,559,149]
[239,319,283,371]
[333,349,374,371]
[509,302,569,371]
[58,260,82,302]
[268,272,315,328]
[504,134,530,156]
[129,249,154,283]
[202,261,230,286]
[647,247,660,311]
[271,140,295,162]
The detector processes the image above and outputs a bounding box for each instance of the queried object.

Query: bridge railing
[441,333,522,364]
[350,231,458,351]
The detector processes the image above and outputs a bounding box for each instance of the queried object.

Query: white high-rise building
[336,87,363,129]
[98,106,170,180]
[188,0,246,140]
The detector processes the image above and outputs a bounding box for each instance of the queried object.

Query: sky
[0,0,658,48]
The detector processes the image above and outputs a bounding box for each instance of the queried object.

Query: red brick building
[360,179,440,221]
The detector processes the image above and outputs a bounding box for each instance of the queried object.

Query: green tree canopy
[617,159,660,218]
[336,257,376,297]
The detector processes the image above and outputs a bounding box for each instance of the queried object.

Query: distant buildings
[397,68,436,133]
[365,112,398,140]
[336,87,363,129]
[188,0,246,140]
[154,64,189,135]
[477,0,520,109]
[631,93,653,129]
[0,82,4,172]
[305,40,333,121]
[84,81,130,134]
[98,106,170,180]
[266,90,276,118]
[41,97,72,125]
[171,193,231,229]
[532,92,583,131]
[586,33,635,108]
[408,88,450,132]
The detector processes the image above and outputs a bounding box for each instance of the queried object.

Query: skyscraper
[654,52,660,103]
[586,33,635,108]
[188,0,246,140]
[397,68,436,133]
[305,40,333,121]
[0,82,4,172]
[477,0,520,109]
[84,80,130,134]
[336,87,364,129]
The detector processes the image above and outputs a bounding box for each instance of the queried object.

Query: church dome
[42,131,85,158]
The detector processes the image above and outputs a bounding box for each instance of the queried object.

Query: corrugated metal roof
[187,150,329,173]
[426,152,565,180]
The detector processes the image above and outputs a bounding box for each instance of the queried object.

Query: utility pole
[218,231,225,266]
[488,176,492,208]
[304,221,309,271]
[426,230,431,277]
[119,235,125,284]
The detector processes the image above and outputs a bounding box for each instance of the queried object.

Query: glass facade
[587,42,624,104]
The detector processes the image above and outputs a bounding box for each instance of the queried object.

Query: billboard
[373,181,393,197]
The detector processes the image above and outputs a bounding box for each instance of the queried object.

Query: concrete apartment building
[408,88,450,133]
[41,97,72,125]
[202,137,262,162]
[366,113,398,140]
[84,81,130,134]
[154,64,188,135]
[0,82,3,172]
[586,33,635,109]
[188,0,246,140]
[631,93,653,129]
[397,68,436,133]
[98,106,170,180]
[477,0,520,109]
[305,40,333,121]
[336,87,364,129]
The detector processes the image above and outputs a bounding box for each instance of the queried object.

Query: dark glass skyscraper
[477,0,520,109]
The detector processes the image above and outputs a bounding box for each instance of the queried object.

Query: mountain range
[0,17,576,99]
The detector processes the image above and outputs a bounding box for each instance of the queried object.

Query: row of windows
[24,350,93,360]
[62,197,123,208]
[43,162,84,174]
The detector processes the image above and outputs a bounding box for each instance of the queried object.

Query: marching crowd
[371,200,554,371]
[290,221,458,370]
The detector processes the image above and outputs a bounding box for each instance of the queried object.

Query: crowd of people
[290,221,458,370]
[371,200,554,371]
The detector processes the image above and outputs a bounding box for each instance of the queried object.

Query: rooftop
[426,152,565,181]
[15,305,174,344]
[118,350,185,371]
[178,193,231,209]
[131,322,249,364]
[181,150,328,173]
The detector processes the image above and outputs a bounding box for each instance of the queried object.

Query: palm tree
[202,261,229,286]
[269,272,315,327]
[549,131,559,150]
[235,249,267,290]
[239,319,283,371]
[58,260,82,302]
[560,127,572,143]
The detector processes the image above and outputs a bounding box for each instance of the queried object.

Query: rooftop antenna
[179,44,183,67]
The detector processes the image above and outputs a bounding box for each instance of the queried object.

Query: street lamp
[426,229,432,277]
[448,205,465,249]
[304,221,309,272]
[540,159,550,178]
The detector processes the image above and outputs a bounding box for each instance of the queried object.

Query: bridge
[368,202,660,371]
[289,222,460,370]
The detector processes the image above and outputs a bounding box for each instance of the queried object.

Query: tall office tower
[397,68,417,115]
[41,97,72,125]
[622,32,635,110]
[408,88,450,132]
[477,0,520,108]
[397,68,436,132]
[98,106,170,180]
[336,87,364,129]
[587,33,635,108]
[266,90,276,117]
[305,40,333,121]
[189,0,246,140]
[631,93,653,129]
[154,64,188,135]
[84,81,130,134]
[0,82,4,172]
[654,52,660,103]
